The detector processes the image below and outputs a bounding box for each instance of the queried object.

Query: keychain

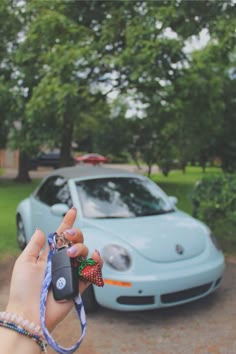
[40,231,104,354]
[51,232,79,301]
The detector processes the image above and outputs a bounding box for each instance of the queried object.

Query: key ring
[54,232,72,249]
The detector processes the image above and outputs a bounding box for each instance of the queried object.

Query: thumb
[20,229,46,263]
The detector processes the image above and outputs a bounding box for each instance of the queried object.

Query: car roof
[46,165,141,180]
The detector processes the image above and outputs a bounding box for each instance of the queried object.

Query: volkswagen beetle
[16,165,225,312]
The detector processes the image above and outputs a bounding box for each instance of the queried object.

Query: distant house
[0,149,19,169]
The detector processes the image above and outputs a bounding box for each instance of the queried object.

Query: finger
[63,228,84,244]
[91,249,103,268]
[21,229,46,262]
[66,243,89,258]
[39,240,49,262]
[56,207,77,234]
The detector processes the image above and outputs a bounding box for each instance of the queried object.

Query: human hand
[6,207,103,331]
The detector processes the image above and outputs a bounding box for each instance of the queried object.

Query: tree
[0,0,20,150]
[10,1,94,181]
[216,64,236,172]
[2,0,235,180]
[172,0,236,172]
[11,0,140,181]
[116,0,236,174]
[172,46,225,171]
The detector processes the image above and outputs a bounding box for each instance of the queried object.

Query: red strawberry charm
[78,258,104,287]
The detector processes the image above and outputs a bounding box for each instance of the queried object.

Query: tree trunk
[15,150,31,183]
[147,163,152,177]
[60,111,74,166]
[181,159,187,174]
[130,151,141,169]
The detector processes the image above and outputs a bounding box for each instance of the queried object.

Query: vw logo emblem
[175,244,184,255]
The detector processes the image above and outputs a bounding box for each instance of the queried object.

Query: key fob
[51,247,78,301]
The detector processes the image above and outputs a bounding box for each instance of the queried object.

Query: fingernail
[95,249,100,256]
[67,245,77,256]
[65,229,75,236]
[71,207,77,211]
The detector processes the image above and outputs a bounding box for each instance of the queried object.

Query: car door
[31,175,73,236]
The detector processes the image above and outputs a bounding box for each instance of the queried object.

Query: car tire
[17,215,27,250]
[81,285,99,313]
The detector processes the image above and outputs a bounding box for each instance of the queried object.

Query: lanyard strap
[40,233,86,354]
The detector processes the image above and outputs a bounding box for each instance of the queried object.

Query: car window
[76,177,173,218]
[35,176,73,207]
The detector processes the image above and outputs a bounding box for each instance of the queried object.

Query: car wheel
[17,215,27,250]
[81,285,99,313]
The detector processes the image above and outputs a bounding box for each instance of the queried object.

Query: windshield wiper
[93,215,131,219]
[139,209,175,217]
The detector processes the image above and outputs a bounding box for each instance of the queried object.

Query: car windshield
[75,177,174,218]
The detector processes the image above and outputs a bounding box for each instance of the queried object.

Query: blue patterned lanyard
[40,233,86,354]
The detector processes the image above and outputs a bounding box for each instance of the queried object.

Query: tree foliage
[0,0,235,180]
[0,0,21,149]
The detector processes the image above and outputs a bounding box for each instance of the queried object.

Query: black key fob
[51,247,78,301]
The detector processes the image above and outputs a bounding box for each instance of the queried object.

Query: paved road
[1,259,235,354]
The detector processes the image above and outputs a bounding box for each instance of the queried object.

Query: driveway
[0,257,235,354]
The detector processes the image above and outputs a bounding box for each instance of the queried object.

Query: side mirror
[50,203,70,217]
[168,196,178,207]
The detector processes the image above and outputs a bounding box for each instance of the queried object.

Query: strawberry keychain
[77,258,104,287]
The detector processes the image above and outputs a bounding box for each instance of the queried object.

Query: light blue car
[16,165,225,312]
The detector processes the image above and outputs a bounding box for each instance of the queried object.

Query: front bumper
[94,253,225,311]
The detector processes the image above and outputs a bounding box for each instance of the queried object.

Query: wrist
[0,312,47,352]
[6,303,41,328]
[0,311,43,338]
[0,326,41,354]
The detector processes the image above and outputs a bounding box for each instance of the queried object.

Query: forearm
[0,327,41,354]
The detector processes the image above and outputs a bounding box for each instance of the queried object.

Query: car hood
[84,211,208,262]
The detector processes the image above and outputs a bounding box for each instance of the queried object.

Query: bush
[191,174,236,222]
[107,152,130,164]
[191,174,236,252]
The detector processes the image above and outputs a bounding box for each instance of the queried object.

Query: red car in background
[75,153,107,165]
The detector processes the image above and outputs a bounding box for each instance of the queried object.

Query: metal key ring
[53,232,72,249]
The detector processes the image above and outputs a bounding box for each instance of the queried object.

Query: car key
[51,246,78,301]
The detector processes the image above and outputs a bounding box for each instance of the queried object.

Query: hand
[6,207,103,331]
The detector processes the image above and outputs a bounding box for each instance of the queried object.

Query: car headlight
[209,232,221,250]
[102,244,131,271]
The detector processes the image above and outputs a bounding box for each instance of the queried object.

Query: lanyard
[40,232,87,354]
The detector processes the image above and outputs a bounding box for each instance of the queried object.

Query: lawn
[0,179,40,259]
[0,165,227,259]
[151,166,222,213]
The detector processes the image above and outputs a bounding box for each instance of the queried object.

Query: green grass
[151,166,222,213]
[0,179,40,259]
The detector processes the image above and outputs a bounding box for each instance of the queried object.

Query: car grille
[161,282,213,304]
[117,296,155,305]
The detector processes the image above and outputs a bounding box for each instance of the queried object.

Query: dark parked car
[29,152,76,170]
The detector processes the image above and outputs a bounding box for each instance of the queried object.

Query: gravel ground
[0,257,236,354]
